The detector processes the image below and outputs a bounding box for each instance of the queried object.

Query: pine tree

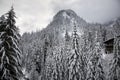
[41,37,49,80]
[52,49,61,80]
[68,22,83,80]
[35,48,42,74]
[65,30,70,45]
[63,29,71,80]
[52,62,59,80]
[86,31,105,80]
[0,7,22,80]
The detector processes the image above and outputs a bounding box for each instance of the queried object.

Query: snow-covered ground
[102,53,114,79]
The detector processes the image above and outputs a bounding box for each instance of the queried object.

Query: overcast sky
[0,0,120,34]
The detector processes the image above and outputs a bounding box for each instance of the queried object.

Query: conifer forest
[0,2,120,80]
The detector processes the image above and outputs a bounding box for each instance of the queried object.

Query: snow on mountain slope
[102,53,114,79]
[62,12,71,19]
[46,9,88,38]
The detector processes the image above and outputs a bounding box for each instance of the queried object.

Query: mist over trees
[0,8,120,80]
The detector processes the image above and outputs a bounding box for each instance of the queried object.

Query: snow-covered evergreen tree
[0,7,22,80]
[68,22,83,80]
[41,37,49,80]
[63,30,71,80]
[65,30,70,46]
[51,47,61,80]
[34,48,42,74]
[52,62,59,80]
[86,31,105,80]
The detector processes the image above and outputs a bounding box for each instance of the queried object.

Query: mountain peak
[59,9,77,15]
[53,9,78,20]
[47,9,88,35]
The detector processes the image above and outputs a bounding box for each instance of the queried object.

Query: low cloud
[0,0,120,34]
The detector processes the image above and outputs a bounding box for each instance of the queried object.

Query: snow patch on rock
[62,12,70,19]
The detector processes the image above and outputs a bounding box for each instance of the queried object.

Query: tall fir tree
[0,7,22,80]
[68,22,83,80]
[86,31,105,80]
[65,30,70,46]
[41,37,49,80]
[64,29,71,80]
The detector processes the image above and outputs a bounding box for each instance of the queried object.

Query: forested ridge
[0,8,120,80]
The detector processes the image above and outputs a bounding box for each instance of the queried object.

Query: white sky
[0,0,120,34]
